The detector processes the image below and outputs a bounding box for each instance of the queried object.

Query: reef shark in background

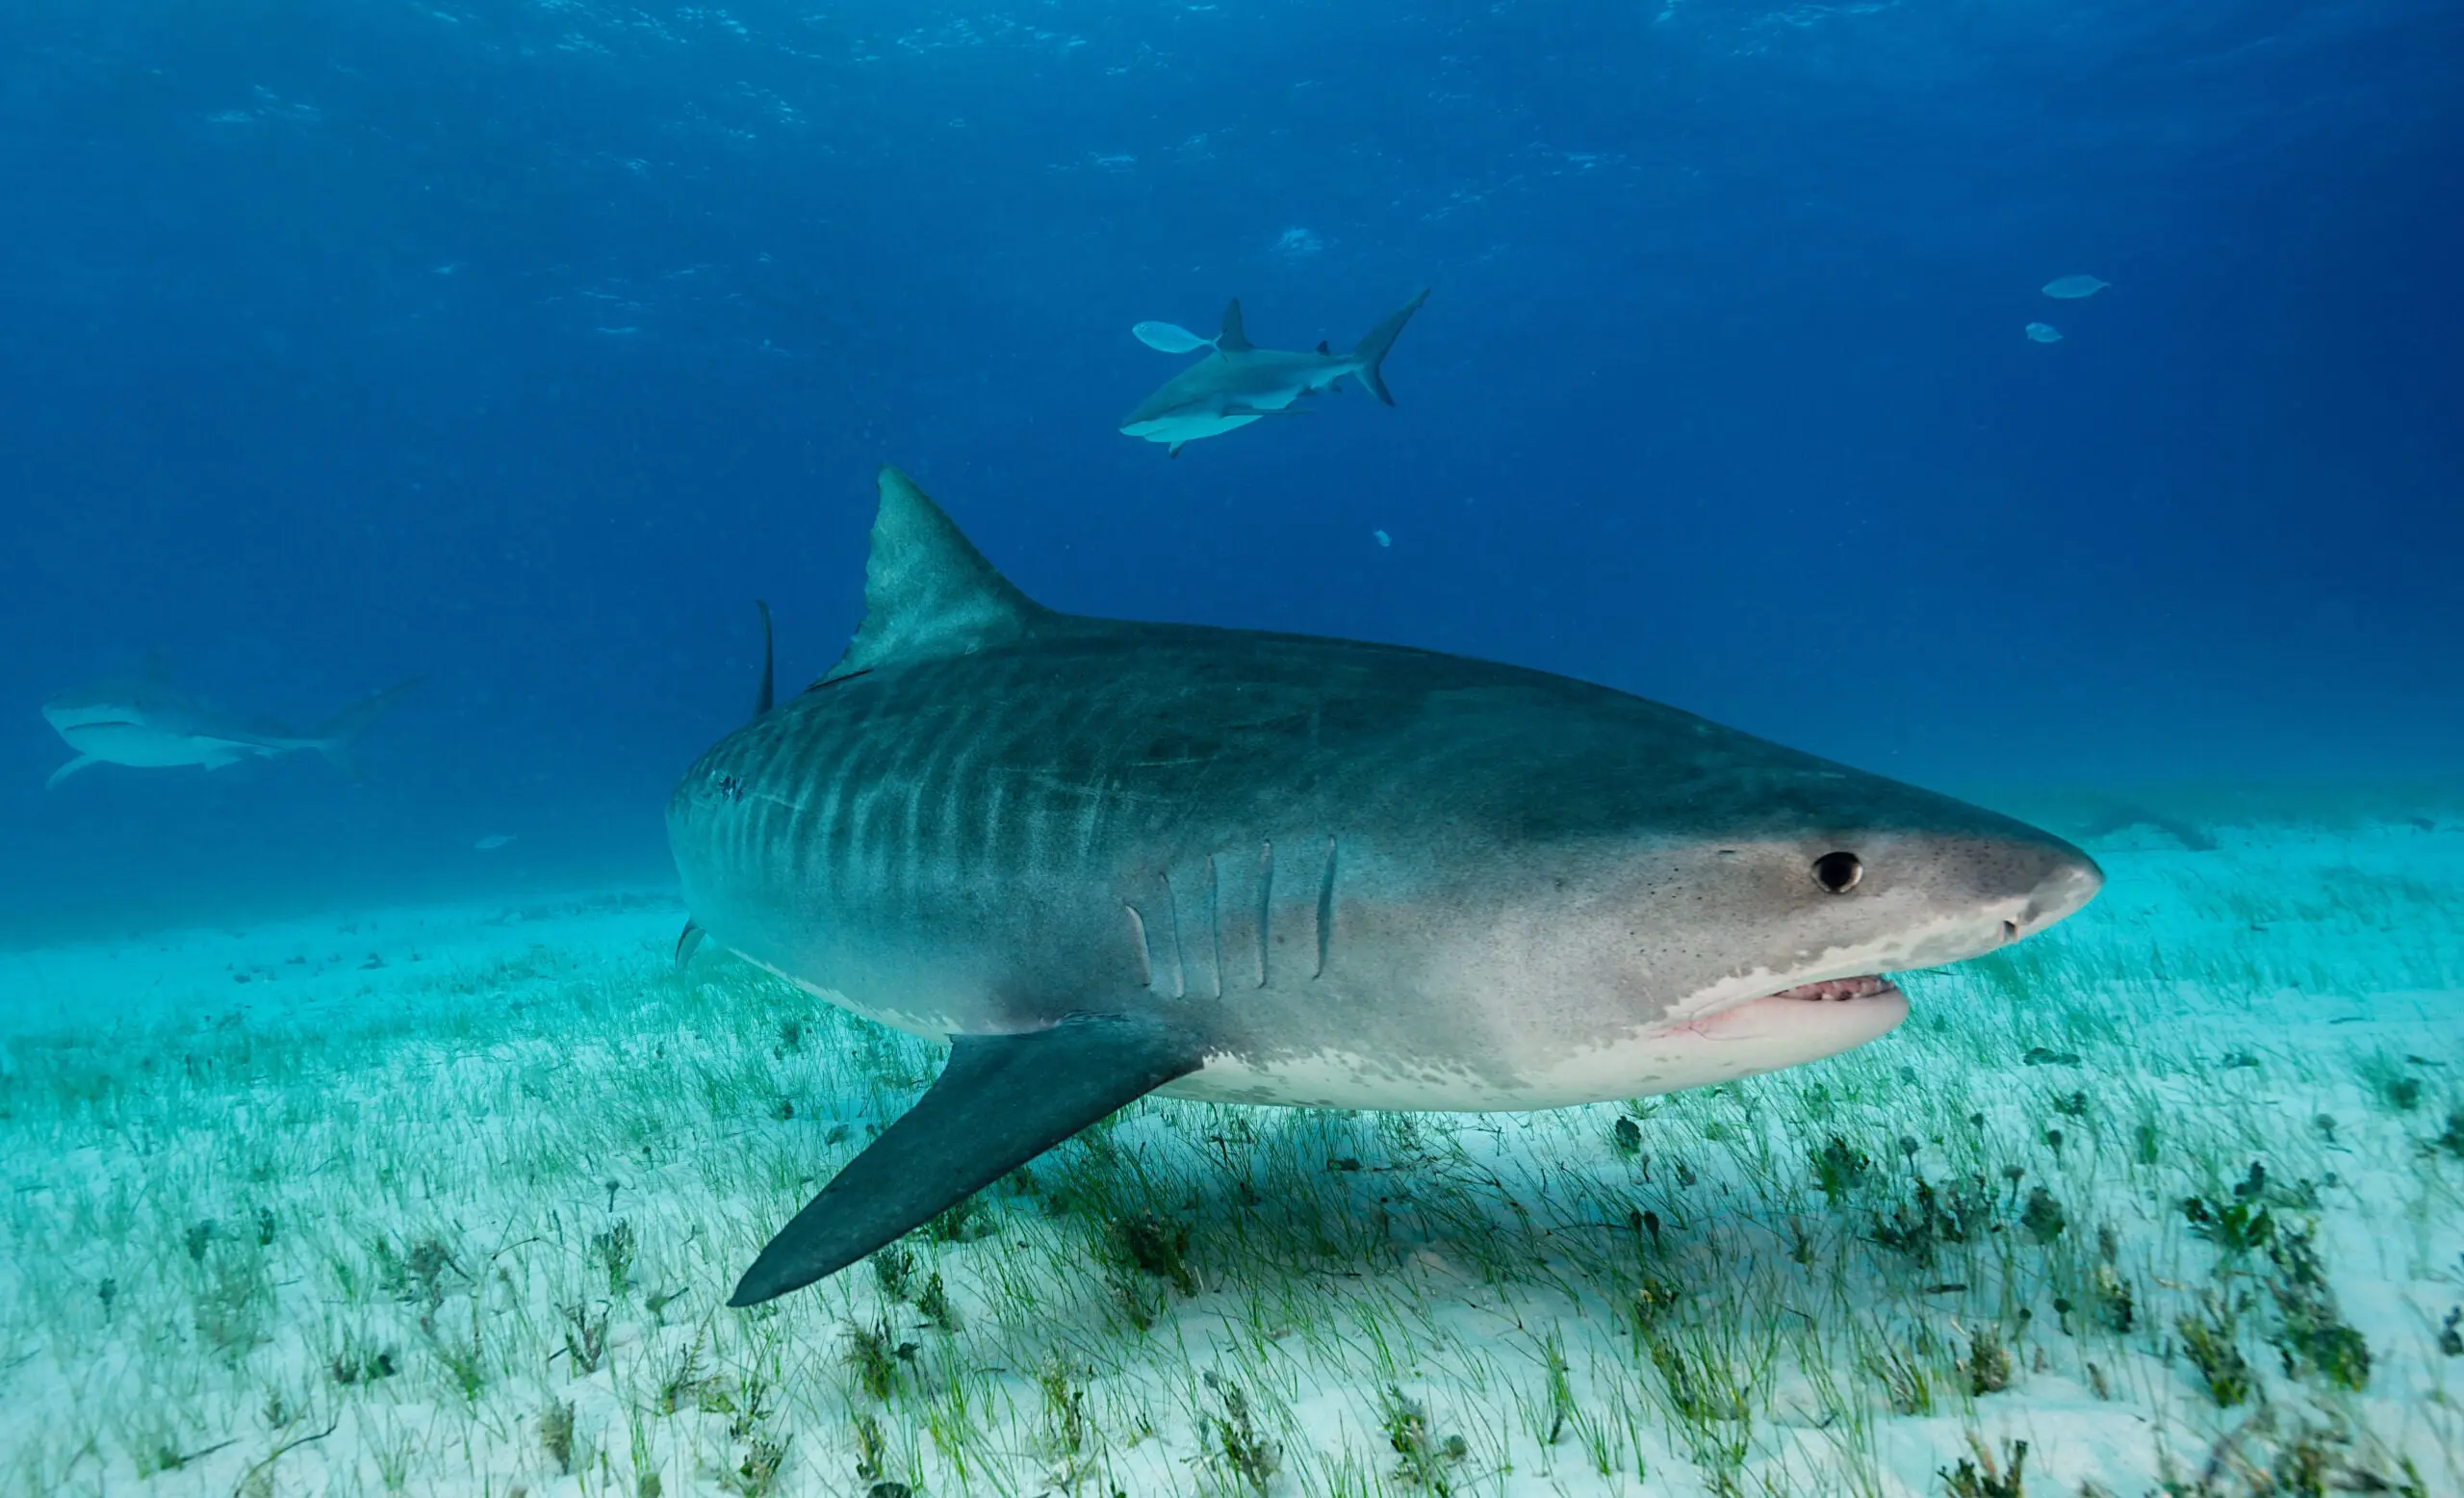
[670,469,2103,1305]
[41,665,424,789]
[1118,291,1428,456]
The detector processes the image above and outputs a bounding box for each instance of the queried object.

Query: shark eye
[1811,851,1863,894]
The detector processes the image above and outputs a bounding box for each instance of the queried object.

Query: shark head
[41,678,214,762]
[1439,734,2104,1104]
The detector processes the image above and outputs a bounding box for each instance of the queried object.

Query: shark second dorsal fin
[751,599,776,716]
[824,468,1047,682]
[1217,298,1252,354]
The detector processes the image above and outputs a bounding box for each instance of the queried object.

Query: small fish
[2025,323,2064,344]
[474,834,517,851]
[1373,529,1392,548]
[1131,321,1216,355]
[2041,274,2110,299]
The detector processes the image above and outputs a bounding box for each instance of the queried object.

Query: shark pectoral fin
[675,919,706,969]
[728,1013,1204,1306]
[43,755,96,790]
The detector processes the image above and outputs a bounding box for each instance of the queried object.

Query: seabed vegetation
[2,802,2461,1496]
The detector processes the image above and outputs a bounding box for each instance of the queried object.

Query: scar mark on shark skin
[1255,840,1273,990]
[1123,901,1152,989]
[1159,872,1187,999]
[1315,835,1338,980]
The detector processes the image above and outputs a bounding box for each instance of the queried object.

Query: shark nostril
[2002,918,2020,943]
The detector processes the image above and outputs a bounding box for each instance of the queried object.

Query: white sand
[1,812,2459,1497]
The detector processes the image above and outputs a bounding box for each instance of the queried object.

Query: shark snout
[41,702,128,733]
[2015,843,2103,938]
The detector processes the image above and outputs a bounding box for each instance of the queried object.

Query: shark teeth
[1770,975,1897,1003]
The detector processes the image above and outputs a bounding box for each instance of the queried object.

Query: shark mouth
[1769,975,1898,1002]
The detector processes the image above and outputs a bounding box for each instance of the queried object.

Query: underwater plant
[1377,1385,1470,1494]
[2176,1295,2255,1408]
[540,1398,577,1475]
[1201,1372,1281,1495]
[1940,1434,2028,1498]
[2263,1227,2371,1391]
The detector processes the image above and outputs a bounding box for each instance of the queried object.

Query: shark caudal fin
[1350,289,1429,406]
[310,676,425,780]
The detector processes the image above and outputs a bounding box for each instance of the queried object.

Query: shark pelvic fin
[1216,298,1253,355]
[675,919,706,969]
[827,469,1048,682]
[751,600,775,717]
[729,1013,1204,1305]
[44,755,96,791]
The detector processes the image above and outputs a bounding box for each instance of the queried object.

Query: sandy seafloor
[2,799,2460,1498]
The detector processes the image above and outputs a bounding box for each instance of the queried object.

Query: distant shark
[1119,291,1428,456]
[669,468,2102,1305]
[41,663,424,789]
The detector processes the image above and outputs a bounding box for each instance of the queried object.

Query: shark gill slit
[1159,871,1187,999]
[925,723,966,885]
[897,771,926,904]
[1122,901,1152,989]
[1204,854,1224,999]
[1314,834,1338,980]
[1255,840,1273,990]
[816,760,852,895]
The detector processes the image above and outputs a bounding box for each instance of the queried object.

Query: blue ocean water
[3,0,2459,939]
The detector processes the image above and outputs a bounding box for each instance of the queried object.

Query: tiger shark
[671,468,2102,1305]
[1118,291,1428,456]
[41,666,423,789]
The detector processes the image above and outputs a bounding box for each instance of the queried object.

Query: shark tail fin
[311,676,425,781]
[1350,289,1430,406]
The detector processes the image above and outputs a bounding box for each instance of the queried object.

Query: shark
[1118,291,1429,456]
[41,665,424,789]
[669,468,2103,1305]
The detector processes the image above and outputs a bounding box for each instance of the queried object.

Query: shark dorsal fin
[1217,298,1252,354]
[1316,340,1331,354]
[825,468,1046,681]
